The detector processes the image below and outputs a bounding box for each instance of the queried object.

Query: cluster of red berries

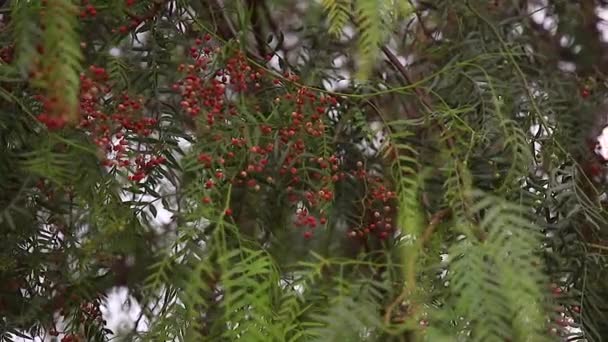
[176,35,399,242]
[81,68,164,181]
[79,0,142,34]
[79,2,98,18]
[0,45,14,64]
[175,49,258,125]
[80,298,104,323]
[49,330,80,342]
[294,206,327,231]
[130,154,166,181]
[36,114,68,131]
[85,66,165,182]
[110,21,142,35]
[348,178,397,240]
[584,137,608,183]
[61,334,80,342]
[173,37,353,239]
[48,293,105,338]
[548,283,583,336]
[35,63,166,183]
[27,0,164,132]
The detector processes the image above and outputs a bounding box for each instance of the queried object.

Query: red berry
[588,162,602,177]
[86,5,97,16]
[224,208,233,216]
[555,318,569,327]
[581,87,590,98]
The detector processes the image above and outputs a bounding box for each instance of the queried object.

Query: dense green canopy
[1,0,608,341]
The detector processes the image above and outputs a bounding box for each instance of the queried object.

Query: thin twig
[586,243,608,252]
[247,0,267,57]
[383,289,408,326]
[383,209,450,327]
[408,0,434,38]
[380,45,456,153]
[124,0,168,23]
[214,0,239,40]
[421,208,451,246]
[380,47,417,95]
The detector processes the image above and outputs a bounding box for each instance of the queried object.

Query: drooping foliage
[1,0,608,341]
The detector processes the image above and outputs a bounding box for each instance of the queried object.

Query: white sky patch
[510,23,524,36]
[595,1,608,42]
[596,6,608,21]
[101,286,149,337]
[332,55,347,68]
[340,26,356,42]
[177,136,193,151]
[151,198,174,225]
[176,21,187,34]
[595,126,608,160]
[295,48,310,67]
[431,31,443,41]
[560,35,573,47]
[558,61,576,72]
[109,47,121,57]
[133,31,149,48]
[382,47,413,68]
[283,32,299,49]
[356,121,387,157]
[598,20,608,42]
[323,69,351,92]
[267,51,285,72]
[543,16,558,34]
[528,0,548,24]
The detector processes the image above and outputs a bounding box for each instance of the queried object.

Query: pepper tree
[1,0,608,341]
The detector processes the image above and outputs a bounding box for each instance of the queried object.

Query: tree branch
[421,208,451,246]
